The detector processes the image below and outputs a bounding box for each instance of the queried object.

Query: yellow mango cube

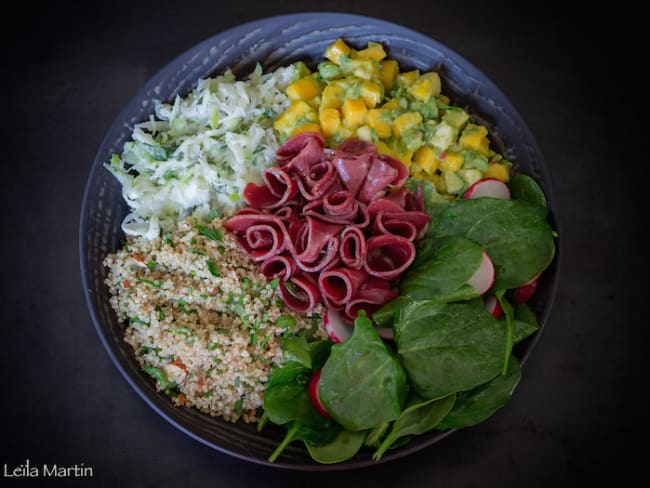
[438,151,464,172]
[379,59,399,90]
[286,76,323,101]
[382,98,401,110]
[342,98,367,129]
[413,145,438,175]
[354,41,387,61]
[356,125,374,142]
[418,72,442,97]
[393,112,423,138]
[291,123,322,136]
[320,84,346,111]
[430,173,446,193]
[484,162,510,182]
[273,101,316,135]
[367,109,392,139]
[460,124,490,155]
[396,70,420,88]
[325,38,351,65]
[360,81,383,109]
[319,108,342,137]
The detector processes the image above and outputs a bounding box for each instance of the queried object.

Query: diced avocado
[457,168,483,187]
[317,61,342,80]
[430,121,458,152]
[461,150,489,171]
[443,108,470,129]
[443,171,465,194]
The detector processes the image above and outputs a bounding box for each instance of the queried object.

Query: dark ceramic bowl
[79,12,560,470]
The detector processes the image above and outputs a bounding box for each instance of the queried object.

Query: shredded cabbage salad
[106,64,295,239]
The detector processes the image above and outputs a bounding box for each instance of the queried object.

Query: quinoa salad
[104,217,324,423]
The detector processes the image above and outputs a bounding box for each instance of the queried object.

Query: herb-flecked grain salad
[103,38,557,464]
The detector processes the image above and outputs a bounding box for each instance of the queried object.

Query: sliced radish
[307,368,331,419]
[514,273,541,304]
[467,251,495,295]
[483,295,503,319]
[324,309,353,343]
[464,178,511,200]
[374,325,394,341]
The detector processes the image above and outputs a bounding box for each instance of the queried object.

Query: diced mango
[393,112,423,138]
[319,108,341,137]
[340,57,379,81]
[430,173,446,193]
[360,81,382,108]
[460,124,490,155]
[376,140,396,158]
[379,59,399,90]
[413,145,438,175]
[439,94,450,105]
[418,72,442,97]
[342,98,367,129]
[354,41,387,62]
[325,38,351,65]
[367,109,392,139]
[273,101,314,132]
[291,123,322,136]
[396,70,420,88]
[382,98,401,110]
[286,76,323,101]
[320,84,346,111]
[484,162,510,182]
[438,151,464,172]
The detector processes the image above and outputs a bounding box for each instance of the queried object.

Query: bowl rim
[79,11,561,471]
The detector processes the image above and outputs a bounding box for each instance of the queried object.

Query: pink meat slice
[261,254,297,281]
[319,267,368,308]
[276,131,325,169]
[357,157,398,204]
[343,277,399,323]
[372,212,418,241]
[293,216,343,264]
[363,234,416,280]
[339,226,366,269]
[242,167,298,209]
[278,272,322,314]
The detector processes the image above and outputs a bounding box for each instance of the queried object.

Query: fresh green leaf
[495,291,515,375]
[437,356,521,430]
[433,198,555,290]
[394,300,506,400]
[263,362,331,429]
[142,365,176,390]
[319,311,407,431]
[276,315,297,328]
[373,393,456,460]
[268,420,339,463]
[510,174,547,209]
[512,303,539,344]
[306,429,366,464]
[400,236,483,303]
[206,259,221,277]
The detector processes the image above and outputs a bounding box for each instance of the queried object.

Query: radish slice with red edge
[324,309,352,343]
[464,178,511,200]
[467,251,495,295]
[483,295,503,319]
[514,273,541,304]
[307,368,331,419]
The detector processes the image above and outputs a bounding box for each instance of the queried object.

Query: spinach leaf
[512,303,539,344]
[373,393,456,460]
[510,174,547,209]
[495,290,515,375]
[400,236,483,303]
[305,429,366,464]
[364,422,391,448]
[319,311,408,431]
[263,362,331,429]
[281,335,312,369]
[268,420,340,463]
[433,198,555,290]
[437,356,521,430]
[395,300,506,400]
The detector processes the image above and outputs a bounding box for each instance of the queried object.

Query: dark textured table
[2,1,642,486]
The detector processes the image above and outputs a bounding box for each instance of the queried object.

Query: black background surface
[1,1,644,486]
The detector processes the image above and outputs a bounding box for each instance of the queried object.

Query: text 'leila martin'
[2,459,93,478]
